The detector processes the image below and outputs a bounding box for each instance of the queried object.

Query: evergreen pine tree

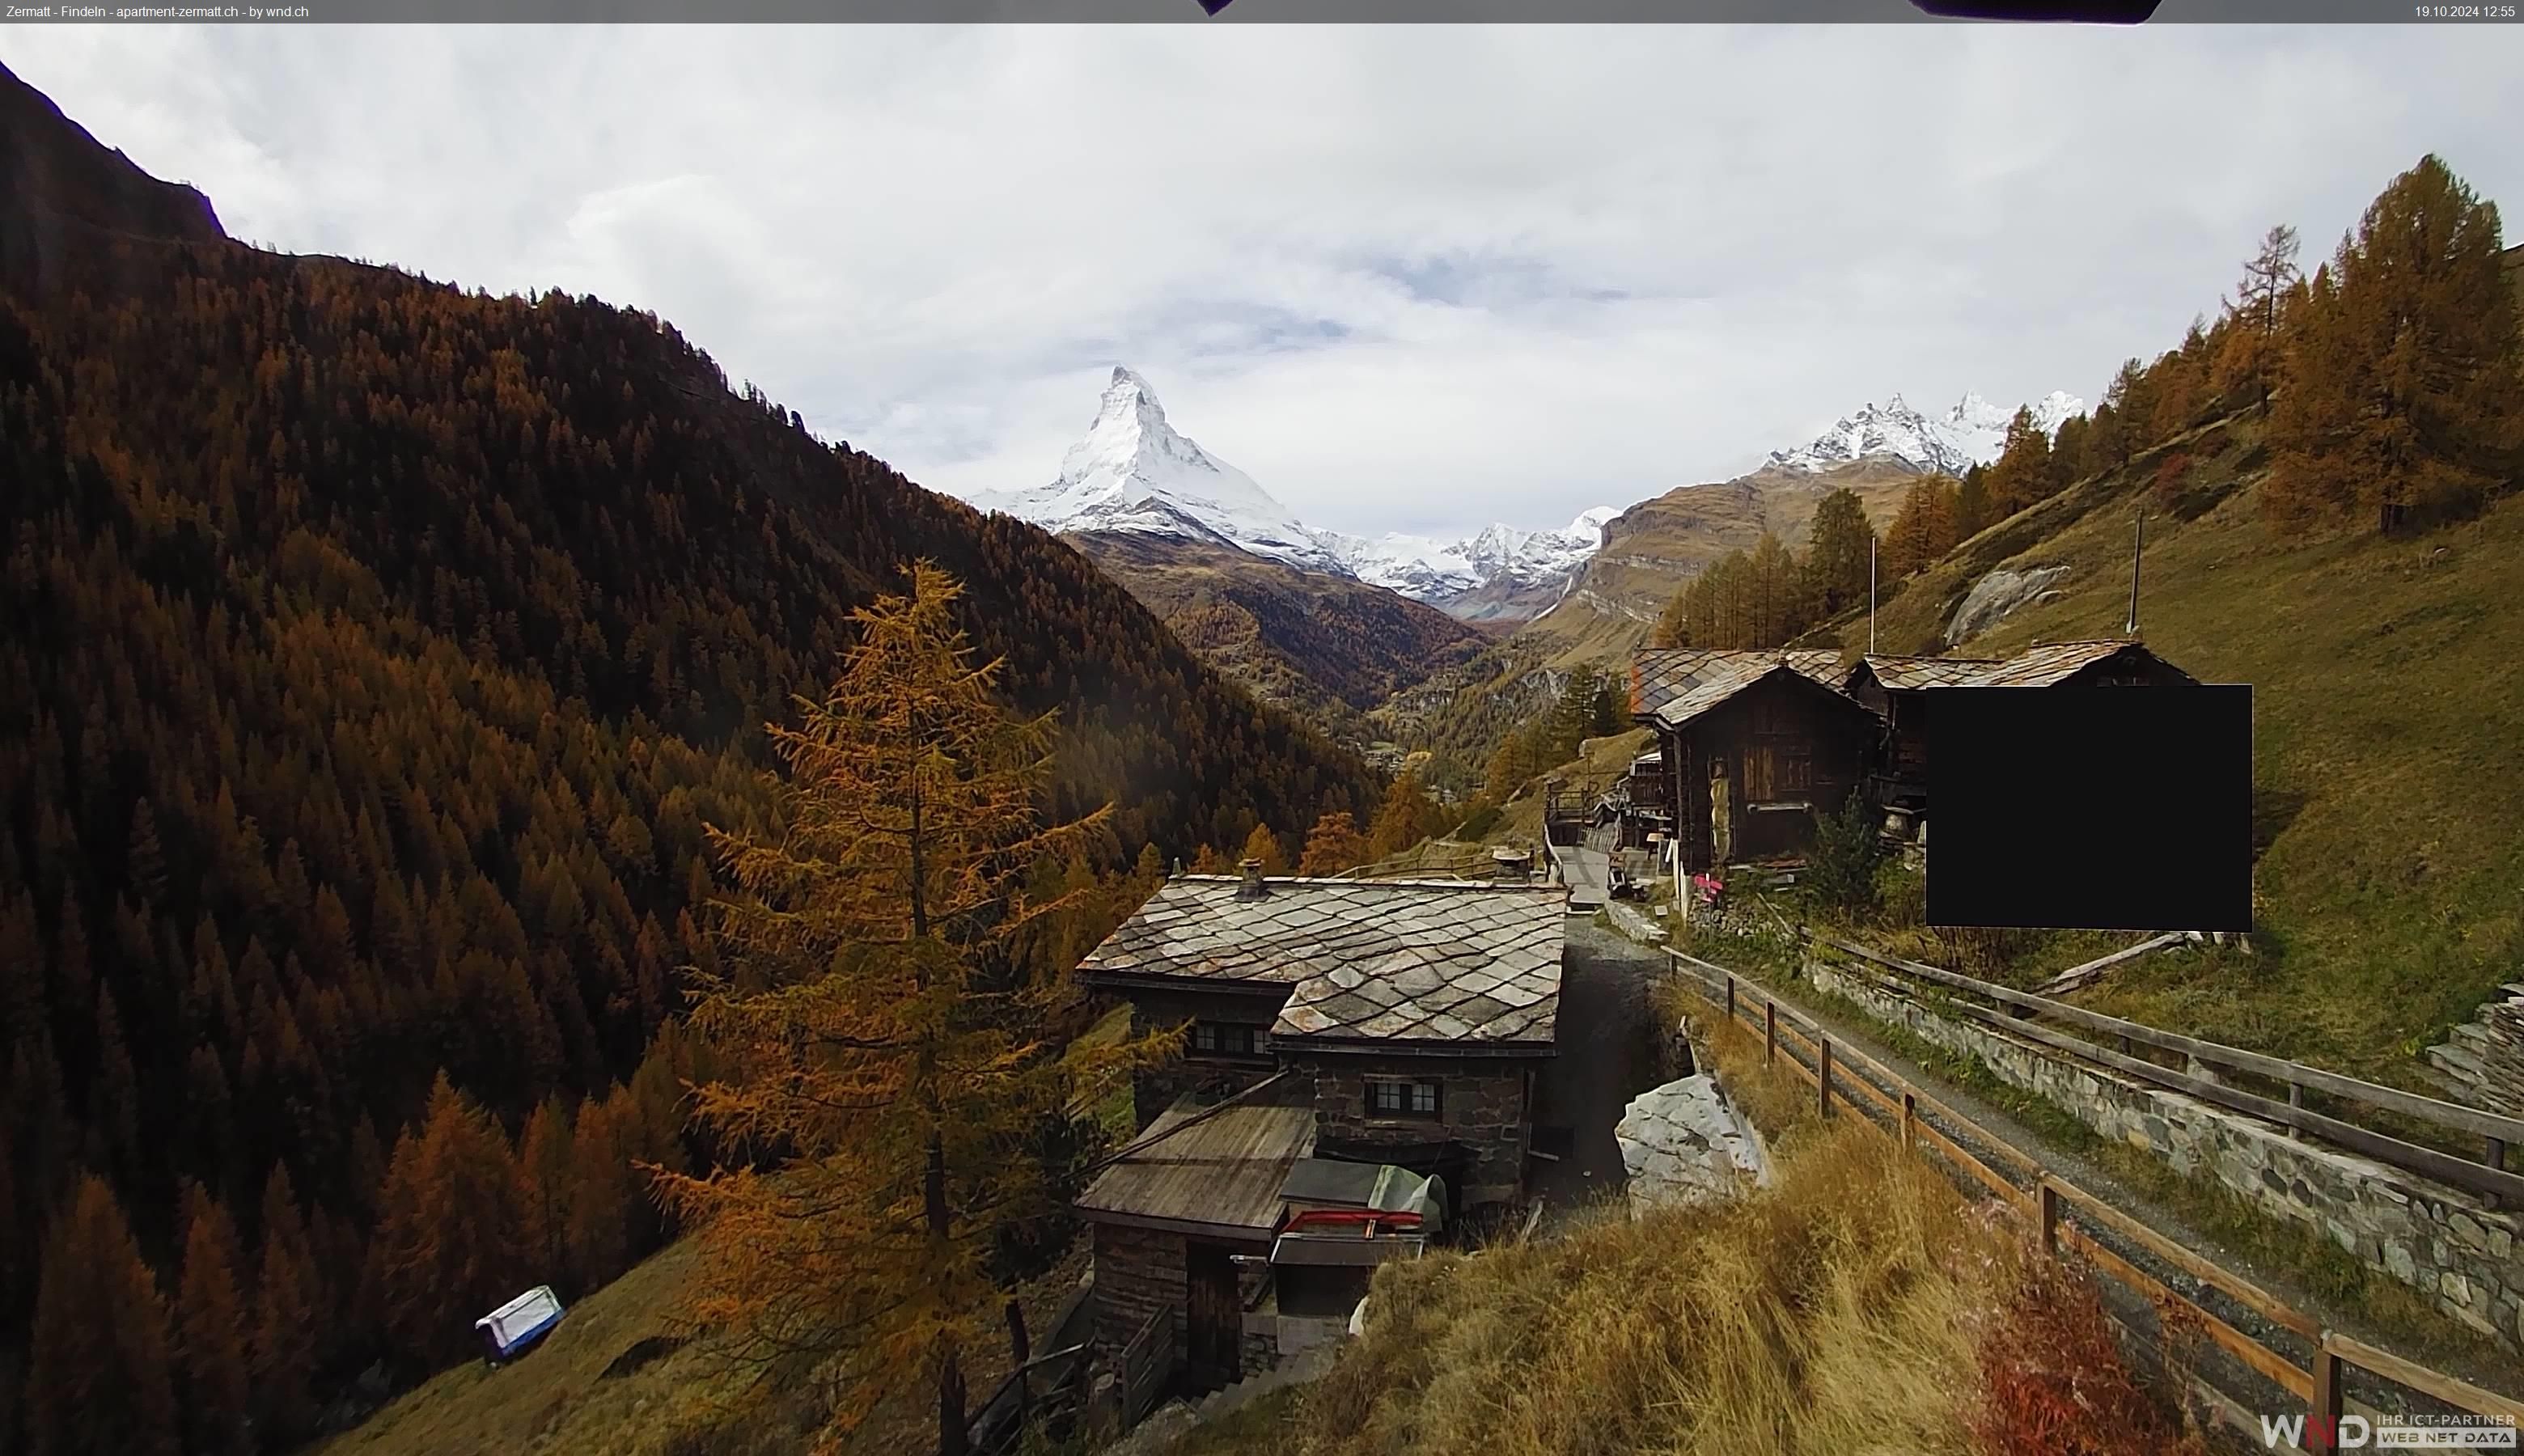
[1296,811,1368,875]
[1236,822,1288,874]
[250,1163,320,1439]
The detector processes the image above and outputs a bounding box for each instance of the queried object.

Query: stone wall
[1134,1060,1277,1130]
[2424,985,2524,1119]
[1803,956,2523,1350]
[1092,1222,1285,1382]
[1289,1055,1534,1204]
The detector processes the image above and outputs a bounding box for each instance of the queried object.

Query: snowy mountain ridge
[1764,390,2086,478]
[1316,508,1619,603]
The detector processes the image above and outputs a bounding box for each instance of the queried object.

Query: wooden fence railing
[1808,934,2524,1205]
[1667,949,2524,1455]
[1118,1304,1176,1428]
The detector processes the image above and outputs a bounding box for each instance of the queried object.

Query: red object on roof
[1284,1207,1422,1236]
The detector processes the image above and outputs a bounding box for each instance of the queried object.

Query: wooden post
[2038,1180,2060,1257]
[1006,1297,1031,1430]
[1818,1036,1833,1120]
[1726,974,1736,1022]
[1764,1001,1777,1066]
[2489,1136,2507,1210]
[2309,1340,2344,1454]
[1900,1091,1916,1156]
[2288,1081,2305,1141]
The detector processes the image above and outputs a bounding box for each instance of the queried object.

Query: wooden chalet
[1843,638,2199,827]
[1628,650,1879,874]
[1840,653,2001,814]
[1070,866,1566,1395]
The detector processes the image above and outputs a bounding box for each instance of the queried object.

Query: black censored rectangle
[1927,685,2251,933]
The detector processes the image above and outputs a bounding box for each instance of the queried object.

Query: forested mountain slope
[1064,531,1492,736]
[0,59,1375,1450]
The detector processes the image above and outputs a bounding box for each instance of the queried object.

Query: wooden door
[1184,1243,1241,1392]
[1743,746,1776,802]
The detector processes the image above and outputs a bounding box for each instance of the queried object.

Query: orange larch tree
[659,563,1171,1455]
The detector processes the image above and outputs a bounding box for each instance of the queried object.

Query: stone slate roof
[1848,653,2001,692]
[1955,640,2193,688]
[1632,650,1861,731]
[1078,876,1565,1049]
[1633,649,1840,722]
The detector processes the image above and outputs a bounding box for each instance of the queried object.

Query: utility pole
[2125,514,2145,637]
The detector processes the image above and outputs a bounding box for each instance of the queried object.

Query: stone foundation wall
[1804,956,2523,1350]
[1290,1056,1533,1204]
[2424,986,2524,1119]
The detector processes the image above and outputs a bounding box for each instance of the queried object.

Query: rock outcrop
[1616,1073,1774,1217]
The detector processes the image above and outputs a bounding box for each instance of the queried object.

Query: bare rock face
[1616,1073,1774,1217]
[1946,564,2072,645]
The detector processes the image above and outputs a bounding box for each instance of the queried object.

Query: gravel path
[1526,917,1666,1233]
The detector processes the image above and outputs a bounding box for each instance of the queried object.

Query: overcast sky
[6,27,2521,538]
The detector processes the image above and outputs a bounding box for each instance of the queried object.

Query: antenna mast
[2125,514,2145,637]
[1869,534,1878,654]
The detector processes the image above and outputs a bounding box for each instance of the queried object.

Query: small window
[1366,1079,1442,1120]
[1190,1022,1262,1058]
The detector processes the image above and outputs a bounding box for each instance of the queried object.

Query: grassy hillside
[309,1234,1090,1456]
[1835,408,2524,1081]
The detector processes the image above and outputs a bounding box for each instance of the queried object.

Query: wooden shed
[1847,639,2199,820]
[1075,1078,1319,1395]
[1632,651,1882,873]
[1841,654,2000,811]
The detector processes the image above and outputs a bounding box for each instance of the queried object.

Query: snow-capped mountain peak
[966,366,1345,573]
[961,367,1619,616]
[1766,389,2087,478]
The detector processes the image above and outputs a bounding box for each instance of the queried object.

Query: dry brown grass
[1271,1120,2016,1456]
[1210,989,2027,1456]
[1175,976,2204,1456]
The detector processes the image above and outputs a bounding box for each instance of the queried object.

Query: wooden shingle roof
[1078,876,1565,1050]
[1074,1081,1318,1236]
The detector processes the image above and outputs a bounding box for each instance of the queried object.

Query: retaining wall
[2425,986,2524,1120]
[1802,955,2524,1351]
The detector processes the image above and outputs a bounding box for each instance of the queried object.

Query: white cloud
[5,25,2520,537]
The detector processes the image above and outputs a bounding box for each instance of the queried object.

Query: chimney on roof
[1237,858,1268,899]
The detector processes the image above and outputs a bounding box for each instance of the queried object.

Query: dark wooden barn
[1844,639,2199,822]
[1630,650,1882,874]
[1840,653,2000,815]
